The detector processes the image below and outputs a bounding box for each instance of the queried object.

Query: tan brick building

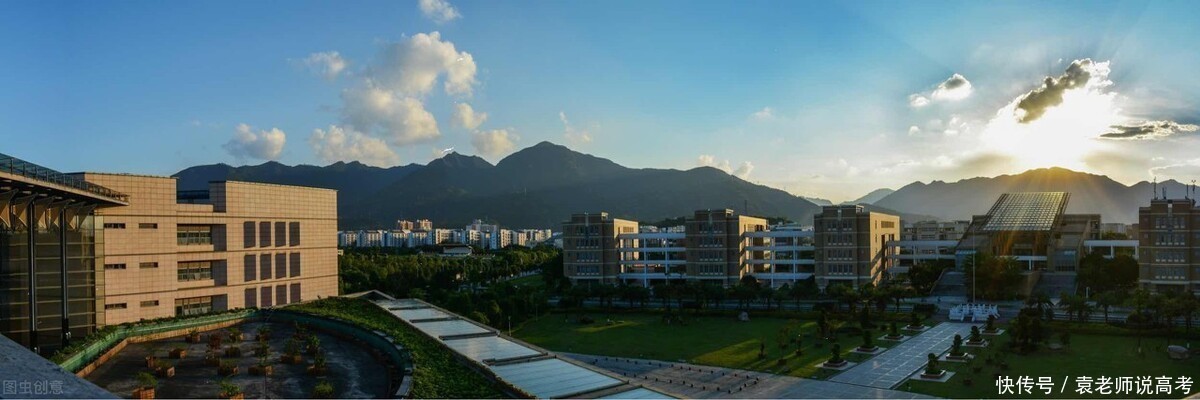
[684,209,768,285]
[562,212,638,285]
[78,173,339,325]
[813,205,899,289]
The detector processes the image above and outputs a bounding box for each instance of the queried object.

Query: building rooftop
[981,192,1069,232]
[1,153,128,203]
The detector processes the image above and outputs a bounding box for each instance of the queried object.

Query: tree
[907,260,952,294]
[964,253,1024,300]
[1095,291,1119,323]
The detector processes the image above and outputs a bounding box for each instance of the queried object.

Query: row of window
[103,223,159,229]
[826,264,855,275]
[178,260,214,282]
[243,253,303,282]
[244,221,302,248]
[825,249,856,260]
[574,265,600,275]
[1151,250,1189,263]
[104,262,159,270]
[1153,266,1189,280]
[177,225,213,246]
[245,283,302,308]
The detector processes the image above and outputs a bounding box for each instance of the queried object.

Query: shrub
[312,381,335,399]
[136,372,157,389]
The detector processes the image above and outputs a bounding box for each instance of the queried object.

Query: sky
[4,0,1200,202]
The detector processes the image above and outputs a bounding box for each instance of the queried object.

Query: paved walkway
[829,322,976,389]
[563,353,931,399]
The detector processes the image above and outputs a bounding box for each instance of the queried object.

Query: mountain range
[872,167,1189,224]
[174,142,1186,228]
[175,142,824,229]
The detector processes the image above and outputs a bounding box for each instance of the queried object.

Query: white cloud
[309,125,400,167]
[302,51,348,80]
[1150,159,1200,181]
[908,94,930,108]
[452,103,488,130]
[471,129,518,157]
[930,73,973,101]
[223,123,286,161]
[751,107,774,120]
[907,125,921,136]
[341,85,440,145]
[909,73,972,107]
[418,0,461,24]
[371,32,476,97]
[560,112,593,145]
[733,161,755,179]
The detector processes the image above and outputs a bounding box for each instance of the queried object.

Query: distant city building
[813,205,900,289]
[396,219,414,230]
[416,219,433,231]
[337,219,552,250]
[1137,196,1198,293]
[901,220,969,241]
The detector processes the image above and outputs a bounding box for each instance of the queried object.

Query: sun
[980,70,1121,172]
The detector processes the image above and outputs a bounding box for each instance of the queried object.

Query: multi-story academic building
[813,205,900,289]
[562,212,638,285]
[81,173,339,325]
[954,192,1103,272]
[1137,196,1198,293]
[0,153,339,354]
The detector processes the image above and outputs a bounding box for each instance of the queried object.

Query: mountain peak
[429,152,493,169]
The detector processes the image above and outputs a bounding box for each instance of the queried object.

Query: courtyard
[85,320,391,399]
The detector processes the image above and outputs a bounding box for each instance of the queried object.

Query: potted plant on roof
[145,354,158,368]
[984,315,999,334]
[217,359,239,376]
[822,343,847,368]
[133,371,157,399]
[205,347,221,366]
[921,353,944,379]
[154,360,175,378]
[947,334,968,361]
[308,351,328,376]
[312,381,335,399]
[857,329,878,353]
[229,327,244,343]
[886,322,903,340]
[250,355,274,376]
[305,335,321,356]
[281,338,303,364]
[254,340,271,357]
[218,380,244,400]
[967,326,986,346]
[169,346,188,359]
[186,328,201,343]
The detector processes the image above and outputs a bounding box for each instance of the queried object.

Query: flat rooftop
[981,192,1068,232]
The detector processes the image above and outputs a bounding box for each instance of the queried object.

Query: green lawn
[513,311,903,379]
[903,333,1200,399]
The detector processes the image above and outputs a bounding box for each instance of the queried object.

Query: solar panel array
[981,192,1068,232]
[374,298,675,399]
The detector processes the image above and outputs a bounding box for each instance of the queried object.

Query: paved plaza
[828,322,977,389]
[563,353,930,399]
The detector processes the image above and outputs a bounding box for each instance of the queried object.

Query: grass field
[903,333,1200,399]
[513,311,904,379]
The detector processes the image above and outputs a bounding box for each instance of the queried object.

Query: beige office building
[562,212,639,285]
[78,173,339,325]
[684,209,768,285]
[813,205,899,289]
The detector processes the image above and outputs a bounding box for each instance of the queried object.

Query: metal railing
[0,153,129,201]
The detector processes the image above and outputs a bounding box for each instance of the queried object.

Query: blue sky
[4,0,1200,201]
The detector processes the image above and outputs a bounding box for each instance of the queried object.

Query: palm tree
[1095,291,1118,323]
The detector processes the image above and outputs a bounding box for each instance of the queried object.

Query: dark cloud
[940,74,969,90]
[1014,59,1097,123]
[1100,120,1200,140]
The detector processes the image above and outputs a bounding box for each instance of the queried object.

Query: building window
[105,303,128,310]
[275,222,287,247]
[103,223,126,229]
[259,222,272,247]
[139,223,158,229]
[576,265,600,274]
[289,253,301,277]
[174,296,213,316]
[260,254,272,280]
[260,287,273,308]
[275,284,287,306]
[244,288,257,308]
[290,283,301,304]
[177,225,213,245]
[104,263,127,270]
[177,260,214,281]
[244,255,256,282]
[140,300,159,307]
[139,262,159,269]
[244,222,256,248]
[289,222,300,246]
[275,253,287,279]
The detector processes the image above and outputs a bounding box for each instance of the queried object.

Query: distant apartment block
[813,205,900,289]
[81,173,339,325]
[338,220,553,250]
[1137,196,1198,293]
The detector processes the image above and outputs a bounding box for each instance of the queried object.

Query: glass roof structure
[373,297,676,399]
[981,192,1069,232]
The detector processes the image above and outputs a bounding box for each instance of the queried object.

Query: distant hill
[849,188,895,205]
[873,167,1183,224]
[175,141,823,229]
[803,196,834,206]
